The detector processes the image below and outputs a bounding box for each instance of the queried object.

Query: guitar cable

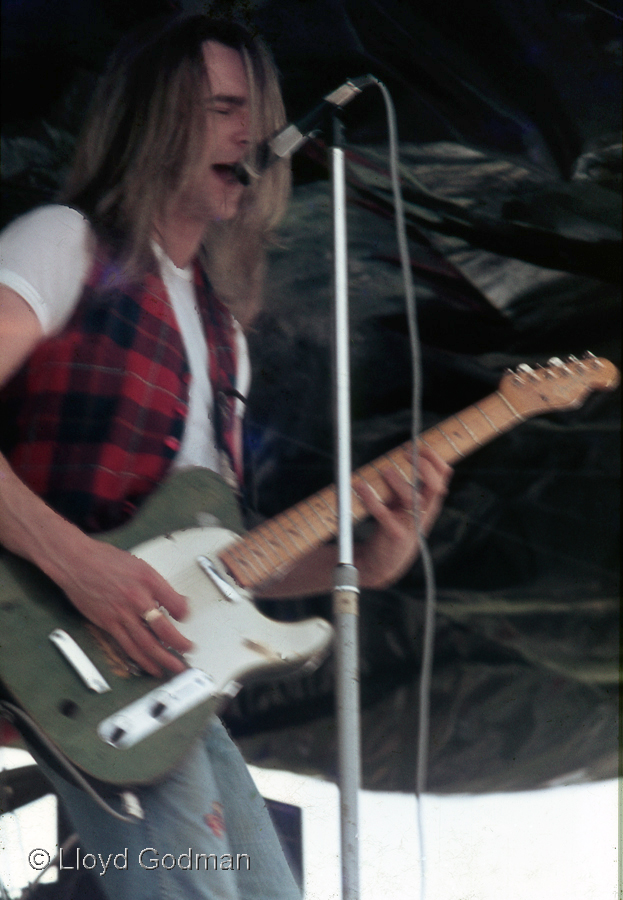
[0,701,140,825]
[370,79,437,900]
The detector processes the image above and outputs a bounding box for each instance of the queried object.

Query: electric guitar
[0,354,618,786]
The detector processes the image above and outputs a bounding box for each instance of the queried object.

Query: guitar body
[0,469,333,786]
[0,356,618,786]
[132,526,332,685]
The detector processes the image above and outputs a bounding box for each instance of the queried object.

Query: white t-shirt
[0,205,250,476]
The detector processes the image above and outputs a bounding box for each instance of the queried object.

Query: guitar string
[296,501,327,542]
[224,527,275,581]
[278,510,317,552]
[301,497,336,544]
[240,531,277,578]
[313,489,340,531]
[227,488,343,589]
[252,513,306,565]
[222,543,264,585]
[227,503,318,582]
[243,527,282,568]
[259,519,299,562]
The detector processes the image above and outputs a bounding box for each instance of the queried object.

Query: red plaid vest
[1,250,241,533]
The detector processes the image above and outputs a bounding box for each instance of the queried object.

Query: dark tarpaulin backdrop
[1,0,620,793]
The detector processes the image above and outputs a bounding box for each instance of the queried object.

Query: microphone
[234,74,378,185]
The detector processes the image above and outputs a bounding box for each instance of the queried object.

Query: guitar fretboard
[219,390,525,590]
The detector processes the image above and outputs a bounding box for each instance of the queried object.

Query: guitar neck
[220,353,620,590]
[219,389,521,590]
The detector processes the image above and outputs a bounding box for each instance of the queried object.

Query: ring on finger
[141,607,164,626]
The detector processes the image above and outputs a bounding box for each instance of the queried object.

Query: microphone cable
[366,76,438,900]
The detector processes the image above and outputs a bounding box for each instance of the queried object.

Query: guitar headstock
[498,353,620,417]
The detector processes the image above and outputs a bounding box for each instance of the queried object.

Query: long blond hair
[62,15,291,326]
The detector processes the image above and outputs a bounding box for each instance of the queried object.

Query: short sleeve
[233,320,251,414]
[0,205,92,336]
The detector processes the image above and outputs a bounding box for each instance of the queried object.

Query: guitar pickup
[97,668,218,749]
[49,629,111,694]
[196,555,244,602]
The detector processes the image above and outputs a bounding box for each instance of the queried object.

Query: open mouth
[212,163,242,185]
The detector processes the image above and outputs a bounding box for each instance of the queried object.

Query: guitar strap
[194,263,245,493]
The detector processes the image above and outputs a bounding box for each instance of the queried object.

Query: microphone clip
[234,74,379,185]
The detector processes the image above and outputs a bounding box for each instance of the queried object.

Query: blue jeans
[37,717,302,900]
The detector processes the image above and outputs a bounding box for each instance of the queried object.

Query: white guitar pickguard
[131,526,334,698]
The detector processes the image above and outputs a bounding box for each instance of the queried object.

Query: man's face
[184,40,251,222]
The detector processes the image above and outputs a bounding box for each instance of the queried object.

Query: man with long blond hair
[0,13,450,899]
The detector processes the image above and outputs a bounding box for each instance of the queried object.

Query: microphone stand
[330,110,361,900]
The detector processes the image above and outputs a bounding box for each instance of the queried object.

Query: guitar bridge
[97,668,217,749]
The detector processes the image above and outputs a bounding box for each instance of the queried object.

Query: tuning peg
[535,363,554,379]
[517,363,540,381]
[505,366,523,384]
[582,351,603,369]
[547,357,572,376]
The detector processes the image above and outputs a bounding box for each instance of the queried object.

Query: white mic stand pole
[330,110,361,900]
